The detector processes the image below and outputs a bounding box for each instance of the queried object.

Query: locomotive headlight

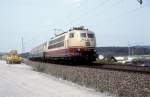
[94,49,96,52]
[77,48,80,51]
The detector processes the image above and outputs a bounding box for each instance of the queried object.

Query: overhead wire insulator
[137,0,143,5]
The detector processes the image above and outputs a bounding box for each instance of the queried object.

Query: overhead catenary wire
[60,0,111,30]
[51,0,148,36]
[104,2,150,23]
[75,0,124,25]
[71,1,150,28]
[64,0,100,19]
[61,0,149,30]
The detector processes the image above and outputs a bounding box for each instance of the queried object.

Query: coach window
[69,33,74,38]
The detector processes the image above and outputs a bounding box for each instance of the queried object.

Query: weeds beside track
[24,60,150,97]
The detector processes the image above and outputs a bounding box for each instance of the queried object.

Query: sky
[0,0,150,53]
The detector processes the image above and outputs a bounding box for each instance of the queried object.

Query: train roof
[54,26,89,37]
[69,26,88,31]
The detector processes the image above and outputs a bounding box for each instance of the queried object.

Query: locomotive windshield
[87,33,94,38]
[80,33,94,38]
[80,33,86,37]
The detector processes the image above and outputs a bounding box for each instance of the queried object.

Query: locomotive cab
[65,27,97,61]
[79,31,96,47]
[67,30,96,48]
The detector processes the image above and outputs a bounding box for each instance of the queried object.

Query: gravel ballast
[26,61,150,97]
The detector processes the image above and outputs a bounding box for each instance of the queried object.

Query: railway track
[88,63,150,73]
[25,59,150,74]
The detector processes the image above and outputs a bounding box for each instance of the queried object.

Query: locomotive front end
[79,31,96,48]
[67,27,97,62]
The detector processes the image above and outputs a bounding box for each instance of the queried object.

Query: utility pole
[131,48,134,56]
[21,36,25,54]
[128,44,131,56]
[54,28,57,36]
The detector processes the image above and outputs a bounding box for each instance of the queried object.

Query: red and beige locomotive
[29,26,97,63]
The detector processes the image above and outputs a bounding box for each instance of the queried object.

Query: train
[29,26,98,63]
